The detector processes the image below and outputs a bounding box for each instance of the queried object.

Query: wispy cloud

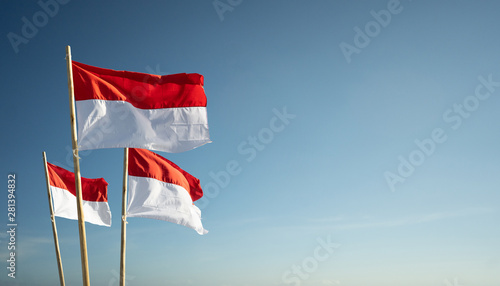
[271,207,497,233]
[305,280,341,285]
[0,234,53,261]
[325,207,496,231]
[274,279,341,286]
[306,215,346,224]
[17,236,52,256]
[195,207,496,236]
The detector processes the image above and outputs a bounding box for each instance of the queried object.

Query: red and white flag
[126,148,208,235]
[47,162,111,227]
[72,61,211,153]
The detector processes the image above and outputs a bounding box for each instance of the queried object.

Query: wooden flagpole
[120,148,129,286]
[66,45,90,286]
[42,152,66,286]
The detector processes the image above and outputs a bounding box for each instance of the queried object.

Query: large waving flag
[127,148,208,235]
[47,162,111,227]
[72,61,211,153]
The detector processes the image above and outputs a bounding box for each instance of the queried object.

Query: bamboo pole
[43,152,66,286]
[120,148,129,286]
[66,45,90,286]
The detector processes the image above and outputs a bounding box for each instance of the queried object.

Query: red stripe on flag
[72,61,206,109]
[128,148,203,202]
[47,163,109,202]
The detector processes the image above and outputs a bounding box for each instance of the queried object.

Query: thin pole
[43,152,66,286]
[66,45,90,286]
[120,148,129,286]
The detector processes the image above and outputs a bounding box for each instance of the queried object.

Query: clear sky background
[1,1,500,285]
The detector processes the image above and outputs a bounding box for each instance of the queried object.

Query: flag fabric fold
[47,162,111,227]
[72,61,211,153]
[126,148,207,235]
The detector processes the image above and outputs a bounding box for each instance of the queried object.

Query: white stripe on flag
[127,175,207,235]
[76,100,211,153]
[51,186,112,227]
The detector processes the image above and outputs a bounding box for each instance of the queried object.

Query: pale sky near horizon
[1,1,500,285]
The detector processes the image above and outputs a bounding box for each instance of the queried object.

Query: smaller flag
[127,148,208,235]
[47,163,111,227]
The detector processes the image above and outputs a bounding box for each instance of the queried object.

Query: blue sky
[1,1,500,285]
